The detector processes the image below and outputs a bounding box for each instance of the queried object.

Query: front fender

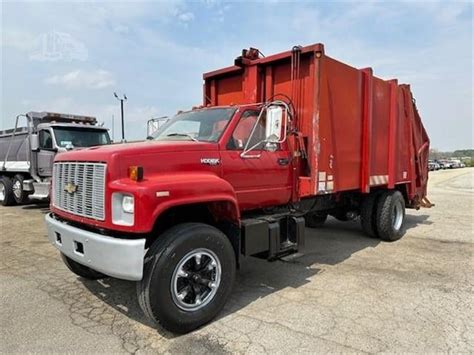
[111,172,239,233]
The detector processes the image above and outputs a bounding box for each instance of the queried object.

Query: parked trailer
[44,43,431,333]
[0,112,111,206]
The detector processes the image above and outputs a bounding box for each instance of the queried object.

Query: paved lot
[1,168,473,353]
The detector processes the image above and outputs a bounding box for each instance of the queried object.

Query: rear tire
[60,253,106,280]
[375,191,406,242]
[137,223,236,333]
[0,176,16,206]
[304,212,328,228]
[12,174,29,204]
[360,191,381,238]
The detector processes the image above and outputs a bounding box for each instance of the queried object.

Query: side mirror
[265,106,284,143]
[30,134,39,152]
[241,103,287,159]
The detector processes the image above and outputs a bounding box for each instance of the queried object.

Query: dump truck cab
[35,122,110,176]
[0,111,110,205]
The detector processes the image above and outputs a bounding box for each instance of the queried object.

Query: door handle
[278,158,290,166]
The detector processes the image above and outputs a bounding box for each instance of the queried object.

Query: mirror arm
[240,108,266,159]
[240,140,264,159]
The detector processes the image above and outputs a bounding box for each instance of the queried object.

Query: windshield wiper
[166,133,199,142]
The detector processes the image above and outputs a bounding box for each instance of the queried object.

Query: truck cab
[0,111,110,205]
[149,104,293,210]
[36,122,111,177]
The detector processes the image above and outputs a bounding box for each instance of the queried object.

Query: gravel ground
[1,168,473,353]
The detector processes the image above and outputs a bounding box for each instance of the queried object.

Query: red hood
[55,140,218,163]
[54,140,221,181]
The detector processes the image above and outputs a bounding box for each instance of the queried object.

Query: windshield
[53,127,111,148]
[153,108,236,142]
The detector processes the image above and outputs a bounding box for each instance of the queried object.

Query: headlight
[122,195,134,214]
[112,193,134,226]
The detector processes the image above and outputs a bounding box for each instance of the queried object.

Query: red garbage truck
[45,43,431,333]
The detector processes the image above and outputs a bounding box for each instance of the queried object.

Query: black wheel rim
[171,248,221,311]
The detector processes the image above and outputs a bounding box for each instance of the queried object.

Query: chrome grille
[53,162,106,221]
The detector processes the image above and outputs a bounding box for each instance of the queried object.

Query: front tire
[60,253,106,280]
[137,223,236,333]
[0,176,16,206]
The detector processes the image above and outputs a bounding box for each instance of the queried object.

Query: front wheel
[137,223,236,333]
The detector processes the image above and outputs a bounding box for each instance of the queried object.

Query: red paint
[52,43,430,234]
[387,79,398,189]
[360,68,373,193]
[204,43,429,203]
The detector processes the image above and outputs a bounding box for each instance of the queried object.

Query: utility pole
[114,92,127,142]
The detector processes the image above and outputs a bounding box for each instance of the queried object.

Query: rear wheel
[360,191,381,238]
[0,176,16,206]
[304,212,328,228]
[375,191,406,241]
[12,174,30,204]
[137,223,236,333]
[60,253,106,280]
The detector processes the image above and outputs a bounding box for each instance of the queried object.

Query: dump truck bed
[203,43,429,207]
[0,129,29,163]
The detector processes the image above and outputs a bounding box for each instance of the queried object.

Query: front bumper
[45,213,146,281]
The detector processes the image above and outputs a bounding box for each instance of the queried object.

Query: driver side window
[39,130,53,150]
[228,110,266,150]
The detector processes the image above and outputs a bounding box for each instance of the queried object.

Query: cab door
[37,129,56,177]
[220,109,292,210]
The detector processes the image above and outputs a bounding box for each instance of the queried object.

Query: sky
[1,0,472,151]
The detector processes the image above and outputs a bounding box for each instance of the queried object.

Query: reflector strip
[370,175,388,186]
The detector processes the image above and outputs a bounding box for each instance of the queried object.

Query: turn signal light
[128,166,144,181]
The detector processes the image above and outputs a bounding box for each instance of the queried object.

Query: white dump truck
[0,111,111,206]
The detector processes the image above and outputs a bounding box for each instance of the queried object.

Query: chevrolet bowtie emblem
[64,182,78,194]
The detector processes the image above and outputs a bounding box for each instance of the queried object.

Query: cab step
[241,215,305,260]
